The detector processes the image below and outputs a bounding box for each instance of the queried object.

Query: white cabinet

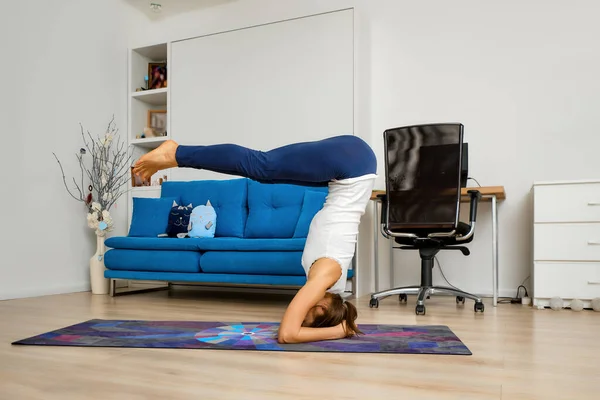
[533,180,600,308]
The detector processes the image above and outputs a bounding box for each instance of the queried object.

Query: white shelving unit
[127,42,172,226]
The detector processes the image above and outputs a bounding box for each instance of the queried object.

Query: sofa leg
[109,279,116,297]
[108,279,170,297]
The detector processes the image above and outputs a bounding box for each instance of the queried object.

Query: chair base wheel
[415,304,426,315]
[456,296,465,304]
[369,298,379,308]
[474,301,485,313]
[399,294,408,303]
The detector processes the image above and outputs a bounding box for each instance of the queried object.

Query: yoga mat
[12,319,471,355]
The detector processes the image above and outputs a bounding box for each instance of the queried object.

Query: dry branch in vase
[53,115,133,236]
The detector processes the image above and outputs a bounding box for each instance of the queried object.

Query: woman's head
[302,293,362,337]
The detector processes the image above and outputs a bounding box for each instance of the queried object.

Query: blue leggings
[175,135,377,186]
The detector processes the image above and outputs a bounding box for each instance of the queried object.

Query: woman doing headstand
[133,135,377,344]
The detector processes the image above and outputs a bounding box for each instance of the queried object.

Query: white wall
[129,0,600,298]
[0,0,145,300]
[168,9,354,182]
[368,0,600,298]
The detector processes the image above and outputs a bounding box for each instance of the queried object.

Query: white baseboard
[0,282,90,301]
[0,283,522,302]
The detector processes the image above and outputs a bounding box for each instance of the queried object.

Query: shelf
[130,186,163,192]
[133,43,167,61]
[131,136,169,149]
[131,88,167,105]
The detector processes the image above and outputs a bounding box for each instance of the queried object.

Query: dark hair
[309,293,362,337]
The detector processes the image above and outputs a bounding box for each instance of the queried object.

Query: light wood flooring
[1,288,599,400]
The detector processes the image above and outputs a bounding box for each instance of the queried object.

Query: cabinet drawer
[533,262,600,299]
[534,223,600,261]
[534,183,600,223]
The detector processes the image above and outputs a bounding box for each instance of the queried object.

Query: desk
[370,186,506,306]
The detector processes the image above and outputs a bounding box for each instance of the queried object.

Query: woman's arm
[277,258,345,344]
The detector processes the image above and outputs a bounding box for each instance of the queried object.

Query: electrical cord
[435,256,530,304]
[434,256,461,291]
[499,278,531,304]
[467,177,482,187]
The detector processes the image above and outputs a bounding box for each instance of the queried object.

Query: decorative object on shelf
[151,174,167,186]
[570,299,584,312]
[52,116,132,295]
[148,62,167,89]
[143,127,159,138]
[147,109,167,136]
[131,166,151,187]
[549,296,563,310]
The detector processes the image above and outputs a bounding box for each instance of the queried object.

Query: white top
[301,174,377,294]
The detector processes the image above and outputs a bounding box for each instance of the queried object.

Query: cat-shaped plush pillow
[188,200,217,238]
[166,201,193,238]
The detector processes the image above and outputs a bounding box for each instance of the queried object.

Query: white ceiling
[123,0,236,20]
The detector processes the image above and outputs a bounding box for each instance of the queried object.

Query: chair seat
[394,222,472,246]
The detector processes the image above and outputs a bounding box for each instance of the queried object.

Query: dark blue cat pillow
[166,201,194,238]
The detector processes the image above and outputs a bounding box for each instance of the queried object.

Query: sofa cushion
[105,236,306,251]
[199,252,304,275]
[293,190,328,238]
[104,270,310,287]
[104,270,354,286]
[244,180,326,238]
[193,238,306,251]
[106,237,200,251]
[161,179,247,238]
[104,249,201,273]
[129,196,180,237]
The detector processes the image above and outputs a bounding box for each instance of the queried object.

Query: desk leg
[351,244,358,297]
[492,195,499,307]
[373,201,380,293]
[389,233,394,289]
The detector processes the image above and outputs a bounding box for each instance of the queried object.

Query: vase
[90,234,109,295]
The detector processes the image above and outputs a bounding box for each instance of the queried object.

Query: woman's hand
[277,258,343,344]
[337,320,349,338]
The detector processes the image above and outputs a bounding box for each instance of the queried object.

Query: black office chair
[369,123,484,315]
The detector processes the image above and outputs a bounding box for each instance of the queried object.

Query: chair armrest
[454,190,482,242]
[468,190,482,223]
[378,194,387,225]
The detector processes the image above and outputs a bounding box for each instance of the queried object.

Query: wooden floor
[1,288,599,400]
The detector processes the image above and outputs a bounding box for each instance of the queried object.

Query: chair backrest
[383,123,464,233]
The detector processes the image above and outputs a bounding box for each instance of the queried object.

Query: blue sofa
[104,178,355,294]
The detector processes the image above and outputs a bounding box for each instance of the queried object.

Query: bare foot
[133,140,179,181]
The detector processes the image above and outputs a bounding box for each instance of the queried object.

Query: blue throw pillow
[166,201,194,238]
[129,197,179,237]
[293,190,328,238]
[188,200,217,238]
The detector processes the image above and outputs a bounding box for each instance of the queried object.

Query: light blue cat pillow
[188,200,217,238]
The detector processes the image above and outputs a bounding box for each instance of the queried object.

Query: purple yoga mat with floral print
[12,319,471,355]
